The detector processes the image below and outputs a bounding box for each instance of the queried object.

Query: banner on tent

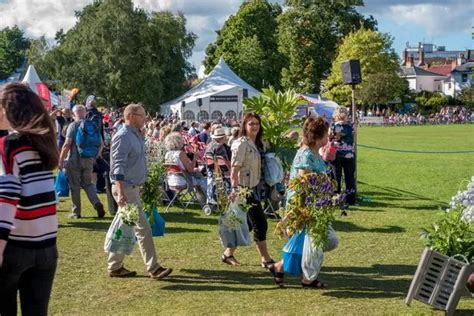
[36,82,51,111]
[210,95,238,103]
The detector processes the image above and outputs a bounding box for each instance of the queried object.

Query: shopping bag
[264,153,284,186]
[282,229,305,275]
[145,207,165,237]
[104,212,136,255]
[54,170,69,197]
[219,203,251,248]
[301,233,324,282]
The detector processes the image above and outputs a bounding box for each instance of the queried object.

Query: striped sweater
[0,134,58,248]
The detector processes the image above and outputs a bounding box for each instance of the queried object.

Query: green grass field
[50,124,474,315]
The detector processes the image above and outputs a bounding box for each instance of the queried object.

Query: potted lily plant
[406,177,474,315]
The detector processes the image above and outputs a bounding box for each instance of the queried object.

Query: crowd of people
[360,106,473,126]
[0,82,358,315]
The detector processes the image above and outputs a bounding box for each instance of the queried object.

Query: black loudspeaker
[341,60,362,85]
[181,101,185,108]
[243,89,248,99]
[198,98,202,107]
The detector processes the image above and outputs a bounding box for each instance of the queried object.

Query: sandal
[221,254,241,266]
[268,264,285,288]
[261,259,276,268]
[301,279,327,289]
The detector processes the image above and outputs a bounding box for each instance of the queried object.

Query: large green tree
[323,28,407,107]
[0,26,30,80]
[39,0,195,111]
[278,0,376,93]
[204,0,284,90]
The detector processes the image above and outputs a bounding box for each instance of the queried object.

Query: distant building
[399,42,473,97]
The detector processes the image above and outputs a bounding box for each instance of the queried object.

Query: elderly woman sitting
[164,132,206,205]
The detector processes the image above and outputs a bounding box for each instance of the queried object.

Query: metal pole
[351,84,358,199]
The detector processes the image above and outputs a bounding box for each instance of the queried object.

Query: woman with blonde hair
[0,83,59,315]
[330,107,356,205]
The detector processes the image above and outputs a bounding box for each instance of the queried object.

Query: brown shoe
[109,267,137,278]
[95,203,105,218]
[150,266,173,280]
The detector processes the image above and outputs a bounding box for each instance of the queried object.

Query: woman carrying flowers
[224,113,275,267]
[270,117,339,288]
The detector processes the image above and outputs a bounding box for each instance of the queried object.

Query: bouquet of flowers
[118,203,140,226]
[142,139,166,216]
[276,172,345,249]
[220,186,251,229]
[421,176,474,262]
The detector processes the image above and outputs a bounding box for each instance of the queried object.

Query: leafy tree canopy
[0,26,30,80]
[204,0,284,90]
[278,0,377,93]
[33,0,196,112]
[323,28,407,106]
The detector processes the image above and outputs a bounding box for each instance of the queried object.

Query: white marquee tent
[160,57,259,121]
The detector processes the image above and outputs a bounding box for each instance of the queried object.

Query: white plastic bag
[104,212,136,255]
[264,153,284,186]
[219,203,251,247]
[301,233,324,282]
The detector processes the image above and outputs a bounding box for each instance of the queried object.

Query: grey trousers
[107,185,160,274]
[65,157,100,216]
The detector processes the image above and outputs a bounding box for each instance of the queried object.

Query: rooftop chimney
[457,53,465,66]
[407,55,414,67]
[417,49,426,67]
[402,49,408,66]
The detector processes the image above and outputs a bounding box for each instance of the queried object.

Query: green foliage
[142,162,166,215]
[421,206,474,262]
[277,173,341,249]
[243,87,304,153]
[278,0,376,93]
[0,26,30,80]
[204,0,284,90]
[323,28,404,106]
[37,0,195,111]
[459,86,474,108]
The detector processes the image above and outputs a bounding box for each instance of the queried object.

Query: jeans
[332,156,356,205]
[0,245,58,316]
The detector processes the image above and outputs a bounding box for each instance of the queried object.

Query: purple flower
[305,196,312,206]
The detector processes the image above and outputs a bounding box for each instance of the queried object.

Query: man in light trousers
[59,104,105,219]
[107,103,172,279]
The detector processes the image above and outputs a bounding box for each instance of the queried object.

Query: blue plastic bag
[54,170,69,197]
[145,207,165,237]
[282,229,305,276]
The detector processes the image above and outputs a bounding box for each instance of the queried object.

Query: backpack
[75,118,101,158]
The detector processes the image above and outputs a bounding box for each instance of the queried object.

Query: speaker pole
[351,83,358,200]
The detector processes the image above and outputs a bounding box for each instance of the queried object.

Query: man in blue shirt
[108,103,172,279]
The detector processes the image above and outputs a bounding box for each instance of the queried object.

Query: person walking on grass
[108,103,172,279]
[226,113,275,269]
[58,104,105,219]
[0,83,59,316]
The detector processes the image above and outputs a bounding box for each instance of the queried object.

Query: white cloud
[361,0,473,36]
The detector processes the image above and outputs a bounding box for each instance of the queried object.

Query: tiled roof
[399,66,447,77]
[426,65,453,76]
[453,62,474,72]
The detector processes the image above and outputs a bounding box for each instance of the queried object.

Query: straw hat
[211,127,226,139]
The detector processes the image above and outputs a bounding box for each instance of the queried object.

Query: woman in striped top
[0,82,59,316]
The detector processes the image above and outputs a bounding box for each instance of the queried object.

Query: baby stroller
[202,153,231,215]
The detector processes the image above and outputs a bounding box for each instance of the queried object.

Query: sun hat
[211,127,226,139]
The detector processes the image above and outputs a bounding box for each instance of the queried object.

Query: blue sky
[0,0,472,69]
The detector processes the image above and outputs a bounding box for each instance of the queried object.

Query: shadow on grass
[357,181,448,211]
[160,268,276,292]
[319,264,417,299]
[333,221,406,234]
[161,210,218,226]
[59,221,210,234]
